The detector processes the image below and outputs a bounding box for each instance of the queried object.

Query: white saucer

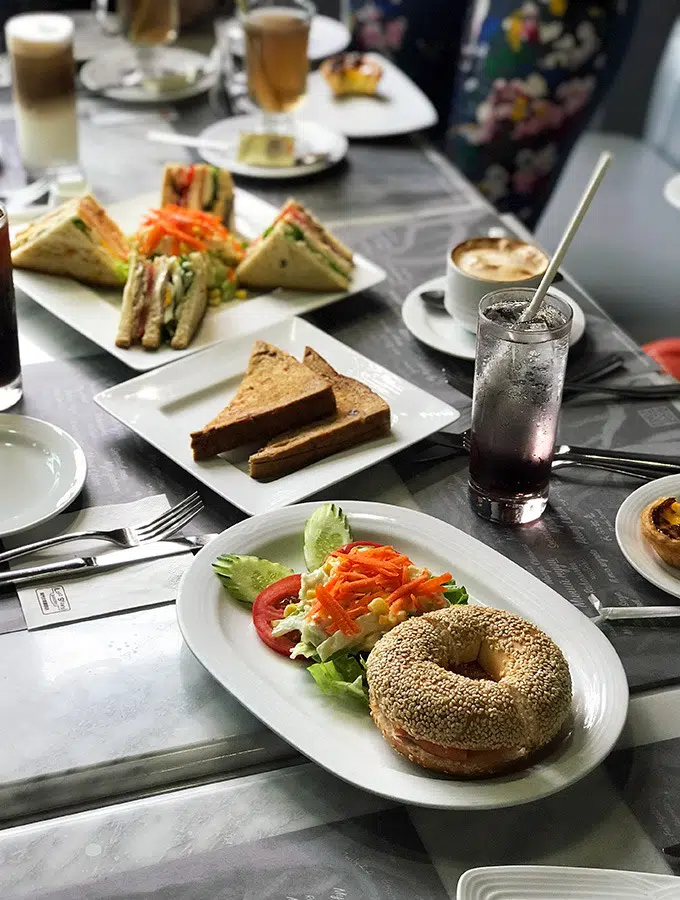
[615,474,680,599]
[80,47,216,103]
[0,415,87,538]
[227,14,350,61]
[402,276,586,361]
[196,115,348,180]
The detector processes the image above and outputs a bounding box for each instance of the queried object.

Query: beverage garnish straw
[520,151,612,323]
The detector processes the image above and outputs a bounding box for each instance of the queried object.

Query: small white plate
[457,866,680,899]
[304,53,438,138]
[615,474,680,599]
[197,115,348,179]
[402,276,586,361]
[11,188,384,372]
[227,14,350,61]
[80,47,216,103]
[0,415,87,538]
[176,501,628,809]
[95,317,459,516]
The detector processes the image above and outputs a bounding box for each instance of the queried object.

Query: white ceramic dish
[11,188,384,372]
[227,14,350,61]
[615,474,680,599]
[80,47,216,103]
[457,866,680,899]
[303,53,438,138]
[95,318,459,516]
[196,115,348,179]
[176,501,628,809]
[0,415,87,538]
[402,276,586,361]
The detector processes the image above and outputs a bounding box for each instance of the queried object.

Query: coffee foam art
[452,237,548,283]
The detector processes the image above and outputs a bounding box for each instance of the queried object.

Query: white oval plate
[80,47,216,103]
[177,501,628,810]
[197,115,348,179]
[402,276,586,361]
[457,866,680,900]
[303,53,438,139]
[227,14,350,61]
[0,415,87,538]
[615,474,680,599]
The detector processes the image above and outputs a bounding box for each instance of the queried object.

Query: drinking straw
[520,151,612,323]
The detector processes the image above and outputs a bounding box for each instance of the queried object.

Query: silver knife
[0,535,218,588]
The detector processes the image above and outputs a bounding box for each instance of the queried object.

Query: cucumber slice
[212,554,293,605]
[303,503,352,571]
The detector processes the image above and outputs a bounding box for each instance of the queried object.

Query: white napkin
[4,495,193,630]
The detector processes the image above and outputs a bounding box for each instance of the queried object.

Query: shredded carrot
[136,204,246,259]
[315,585,360,635]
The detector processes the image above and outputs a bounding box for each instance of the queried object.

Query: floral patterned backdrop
[349,0,639,226]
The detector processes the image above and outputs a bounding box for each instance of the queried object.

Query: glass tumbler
[468,288,573,525]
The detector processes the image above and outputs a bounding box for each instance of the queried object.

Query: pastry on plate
[640,496,680,567]
[320,53,383,97]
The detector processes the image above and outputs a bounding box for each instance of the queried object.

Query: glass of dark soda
[0,204,22,410]
[468,288,572,525]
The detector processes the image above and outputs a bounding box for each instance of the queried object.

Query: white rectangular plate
[457,866,680,899]
[304,53,438,138]
[176,502,629,809]
[11,188,386,371]
[94,318,459,515]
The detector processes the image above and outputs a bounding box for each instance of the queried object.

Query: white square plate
[94,318,459,515]
[11,189,386,372]
[457,866,680,899]
[304,53,438,138]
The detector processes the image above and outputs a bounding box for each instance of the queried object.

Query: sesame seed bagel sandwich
[366,605,572,777]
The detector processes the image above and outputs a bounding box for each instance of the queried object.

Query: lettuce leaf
[443,581,469,605]
[307,653,368,706]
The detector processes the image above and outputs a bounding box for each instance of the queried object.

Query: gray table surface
[2,43,680,895]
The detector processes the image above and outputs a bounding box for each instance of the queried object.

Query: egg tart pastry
[640,497,680,567]
[321,53,383,97]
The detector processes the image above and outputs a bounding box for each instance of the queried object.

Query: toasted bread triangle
[190,341,336,461]
[11,195,128,287]
[248,347,391,479]
[235,222,350,293]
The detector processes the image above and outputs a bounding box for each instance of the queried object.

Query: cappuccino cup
[444,237,549,333]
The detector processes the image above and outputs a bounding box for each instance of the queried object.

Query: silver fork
[0,492,204,565]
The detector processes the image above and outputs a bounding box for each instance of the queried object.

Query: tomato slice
[336,540,383,554]
[252,574,302,657]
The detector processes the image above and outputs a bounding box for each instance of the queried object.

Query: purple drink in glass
[0,204,22,411]
[468,288,572,525]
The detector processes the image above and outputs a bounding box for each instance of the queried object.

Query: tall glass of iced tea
[0,205,22,411]
[241,0,314,133]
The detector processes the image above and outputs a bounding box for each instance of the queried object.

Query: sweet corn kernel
[368,597,388,615]
[378,614,390,627]
[235,289,248,300]
[283,603,297,617]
